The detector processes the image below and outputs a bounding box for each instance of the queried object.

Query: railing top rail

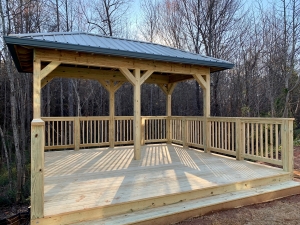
[41,117,76,121]
[209,116,294,121]
[115,116,134,119]
[142,116,168,119]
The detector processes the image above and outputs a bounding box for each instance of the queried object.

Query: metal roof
[4,32,234,72]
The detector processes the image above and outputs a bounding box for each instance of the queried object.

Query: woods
[0,0,300,206]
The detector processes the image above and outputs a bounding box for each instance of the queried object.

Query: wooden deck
[41,143,295,224]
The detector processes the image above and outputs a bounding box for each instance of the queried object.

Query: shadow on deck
[38,144,297,225]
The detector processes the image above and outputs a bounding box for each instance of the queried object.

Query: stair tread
[72,181,300,225]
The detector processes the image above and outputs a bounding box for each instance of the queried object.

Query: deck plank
[44,144,287,217]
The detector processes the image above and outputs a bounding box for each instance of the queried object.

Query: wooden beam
[41,78,53,89]
[119,67,136,86]
[169,74,194,83]
[133,69,141,160]
[42,66,170,84]
[113,81,124,93]
[158,83,177,96]
[97,80,110,92]
[140,70,154,84]
[193,74,207,89]
[35,48,210,75]
[40,61,61,80]
[168,83,177,95]
[157,84,168,95]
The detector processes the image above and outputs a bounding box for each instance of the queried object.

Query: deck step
[72,180,300,225]
[31,173,292,225]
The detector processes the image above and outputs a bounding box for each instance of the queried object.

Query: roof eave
[4,36,234,73]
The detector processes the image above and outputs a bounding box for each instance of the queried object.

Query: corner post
[203,74,210,153]
[74,117,80,150]
[193,69,210,153]
[31,53,44,220]
[282,119,294,175]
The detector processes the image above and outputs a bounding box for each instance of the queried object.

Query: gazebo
[4,32,299,225]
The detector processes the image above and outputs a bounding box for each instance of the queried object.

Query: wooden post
[193,71,210,153]
[133,69,141,160]
[141,117,145,145]
[235,118,244,160]
[109,81,115,148]
[206,118,211,153]
[31,119,45,220]
[282,120,294,175]
[158,83,176,144]
[119,68,153,160]
[31,52,44,220]
[166,93,172,144]
[182,118,187,148]
[33,58,41,119]
[74,117,80,150]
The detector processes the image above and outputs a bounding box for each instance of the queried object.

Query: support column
[193,69,210,153]
[109,81,115,148]
[119,68,153,160]
[203,74,210,153]
[158,83,177,144]
[31,57,60,221]
[31,55,44,220]
[97,80,124,148]
[166,93,172,143]
[133,69,141,160]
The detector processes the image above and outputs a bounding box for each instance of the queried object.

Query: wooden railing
[80,117,109,148]
[41,116,293,172]
[115,116,134,145]
[142,116,167,143]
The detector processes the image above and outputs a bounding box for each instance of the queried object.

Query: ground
[1,147,300,224]
[176,146,300,225]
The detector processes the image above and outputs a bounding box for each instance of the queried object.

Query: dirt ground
[176,146,300,225]
[1,148,300,224]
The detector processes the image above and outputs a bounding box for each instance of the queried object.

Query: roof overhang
[4,35,234,74]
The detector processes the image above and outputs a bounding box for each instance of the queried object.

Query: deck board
[44,144,287,217]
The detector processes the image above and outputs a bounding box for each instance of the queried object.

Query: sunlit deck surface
[44,144,287,217]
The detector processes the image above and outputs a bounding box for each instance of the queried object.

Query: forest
[0,0,300,206]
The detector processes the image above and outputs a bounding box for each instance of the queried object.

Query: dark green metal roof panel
[4,32,234,72]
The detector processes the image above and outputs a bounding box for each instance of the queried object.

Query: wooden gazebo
[4,32,300,225]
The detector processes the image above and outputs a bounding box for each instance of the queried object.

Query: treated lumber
[282,120,294,174]
[133,69,141,160]
[119,67,136,85]
[31,119,45,220]
[40,61,61,80]
[35,48,210,75]
[44,66,170,84]
[109,81,116,148]
[33,54,41,119]
[69,181,300,225]
[74,117,80,151]
[140,70,154,84]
